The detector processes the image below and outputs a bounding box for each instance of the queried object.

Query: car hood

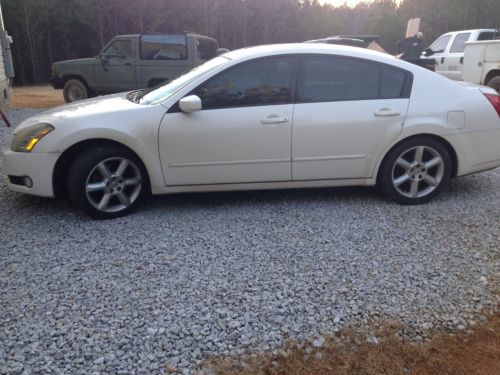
[53,57,96,67]
[13,93,144,134]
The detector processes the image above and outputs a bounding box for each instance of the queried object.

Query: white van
[422,29,497,81]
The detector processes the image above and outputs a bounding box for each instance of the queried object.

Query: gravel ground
[1,108,499,374]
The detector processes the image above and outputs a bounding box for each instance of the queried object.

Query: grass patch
[204,311,499,375]
[12,85,65,109]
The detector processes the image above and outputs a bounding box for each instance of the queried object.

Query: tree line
[4,0,500,85]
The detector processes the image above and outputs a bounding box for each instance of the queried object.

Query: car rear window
[140,35,188,60]
[380,66,408,99]
[478,32,497,41]
[197,38,219,60]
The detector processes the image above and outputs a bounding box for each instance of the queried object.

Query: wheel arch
[485,69,500,86]
[52,138,151,198]
[62,74,90,87]
[376,134,459,183]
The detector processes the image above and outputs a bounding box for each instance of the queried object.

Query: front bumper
[3,149,60,197]
[50,76,64,89]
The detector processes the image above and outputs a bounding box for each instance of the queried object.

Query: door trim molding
[293,154,366,162]
[169,158,290,168]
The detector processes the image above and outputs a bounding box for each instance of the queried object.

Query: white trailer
[0,2,14,117]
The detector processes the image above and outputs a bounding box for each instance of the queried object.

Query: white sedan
[3,44,500,219]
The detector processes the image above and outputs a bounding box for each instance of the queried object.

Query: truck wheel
[63,79,90,103]
[487,76,500,93]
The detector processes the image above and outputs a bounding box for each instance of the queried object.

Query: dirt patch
[206,311,499,375]
[12,86,65,109]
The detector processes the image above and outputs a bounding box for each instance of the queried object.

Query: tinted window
[429,35,451,53]
[104,40,132,58]
[299,56,379,102]
[195,57,295,109]
[140,35,187,60]
[478,32,496,41]
[197,38,218,60]
[380,66,407,99]
[450,33,471,53]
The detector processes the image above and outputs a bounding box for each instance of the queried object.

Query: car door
[292,55,411,181]
[158,56,297,186]
[444,32,471,81]
[94,39,137,92]
[426,34,453,78]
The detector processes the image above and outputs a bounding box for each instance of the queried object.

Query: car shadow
[143,185,381,211]
[2,170,497,221]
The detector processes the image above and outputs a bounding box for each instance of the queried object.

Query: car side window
[194,57,296,110]
[197,38,218,60]
[298,56,379,102]
[140,35,188,60]
[429,35,452,53]
[104,40,132,58]
[450,33,471,53]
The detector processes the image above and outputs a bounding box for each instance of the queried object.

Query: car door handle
[261,115,289,125]
[374,109,400,117]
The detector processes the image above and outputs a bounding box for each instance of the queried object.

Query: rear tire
[378,137,452,205]
[63,79,90,103]
[67,146,148,219]
[487,76,500,93]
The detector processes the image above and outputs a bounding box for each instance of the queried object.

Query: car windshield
[138,56,230,105]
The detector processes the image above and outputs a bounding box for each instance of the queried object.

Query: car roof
[442,29,497,35]
[224,43,401,66]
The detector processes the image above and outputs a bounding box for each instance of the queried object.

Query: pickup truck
[422,29,498,81]
[462,39,500,92]
[51,33,220,102]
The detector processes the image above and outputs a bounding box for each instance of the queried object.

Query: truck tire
[63,79,90,103]
[487,76,500,93]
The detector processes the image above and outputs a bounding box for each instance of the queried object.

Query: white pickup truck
[422,29,498,81]
[462,39,500,92]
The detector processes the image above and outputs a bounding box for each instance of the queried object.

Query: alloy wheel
[85,157,142,213]
[391,145,445,199]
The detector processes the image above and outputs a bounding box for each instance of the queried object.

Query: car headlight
[11,123,54,152]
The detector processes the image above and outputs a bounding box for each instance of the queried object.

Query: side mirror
[179,95,202,113]
[423,48,435,56]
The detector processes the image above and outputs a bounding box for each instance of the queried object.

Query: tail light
[51,65,56,77]
[484,93,500,117]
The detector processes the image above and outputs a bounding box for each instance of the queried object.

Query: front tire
[63,79,90,103]
[378,137,452,205]
[67,146,148,219]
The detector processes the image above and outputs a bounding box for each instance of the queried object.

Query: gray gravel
[1,108,499,374]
